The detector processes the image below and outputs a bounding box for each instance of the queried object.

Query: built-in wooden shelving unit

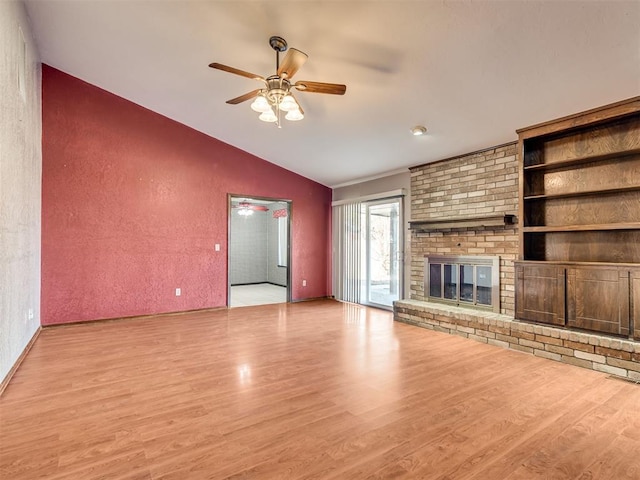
[515,96,640,339]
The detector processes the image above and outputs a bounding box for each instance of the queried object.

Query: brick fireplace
[408,143,519,315]
[394,142,640,381]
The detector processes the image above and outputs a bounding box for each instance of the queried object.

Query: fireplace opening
[425,255,500,312]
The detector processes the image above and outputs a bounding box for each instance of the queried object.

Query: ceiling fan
[232,202,269,216]
[209,36,347,126]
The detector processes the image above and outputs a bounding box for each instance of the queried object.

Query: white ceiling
[24,1,640,187]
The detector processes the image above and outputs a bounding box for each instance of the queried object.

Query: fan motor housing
[265,76,291,104]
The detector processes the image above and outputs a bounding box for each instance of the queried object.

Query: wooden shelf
[524,184,640,201]
[516,97,640,139]
[516,259,640,268]
[409,214,517,232]
[523,148,640,172]
[523,222,640,233]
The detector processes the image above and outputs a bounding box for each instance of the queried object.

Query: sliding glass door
[364,199,402,308]
[333,196,403,309]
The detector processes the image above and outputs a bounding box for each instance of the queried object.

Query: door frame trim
[227,194,292,306]
[362,196,404,310]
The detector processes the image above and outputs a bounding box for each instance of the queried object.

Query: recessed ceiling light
[410,125,427,136]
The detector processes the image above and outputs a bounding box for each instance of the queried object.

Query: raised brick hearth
[395,300,640,381]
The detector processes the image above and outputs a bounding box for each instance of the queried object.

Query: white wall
[0,0,42,385]
[229,208,270,285]
[332,171,412,300]
[229,202,289,287]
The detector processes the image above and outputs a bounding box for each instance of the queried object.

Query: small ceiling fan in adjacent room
[209,36,347,126]
[232,201,269,216]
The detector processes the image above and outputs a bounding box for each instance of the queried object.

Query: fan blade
[209,63,265,81]
[226,89,262,105]
[294,81,347,95]
[277,48,308,79]
[290,93,304,115]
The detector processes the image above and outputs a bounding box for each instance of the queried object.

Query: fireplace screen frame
[424,255,500,313]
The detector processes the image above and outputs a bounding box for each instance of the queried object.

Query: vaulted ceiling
[25,1,640,187]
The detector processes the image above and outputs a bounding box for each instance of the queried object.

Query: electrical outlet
[302,280,307,287]
[28,308,34,320]
[215,243,220,251]
[175,288,181,296]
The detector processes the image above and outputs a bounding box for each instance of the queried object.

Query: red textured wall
[41,65,331,325]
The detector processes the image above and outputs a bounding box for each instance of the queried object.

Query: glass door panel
[429,263,442,297]
[476,265,493,306]
[364,199,402,308]
[460,264,474,303]
[444,264,457,300]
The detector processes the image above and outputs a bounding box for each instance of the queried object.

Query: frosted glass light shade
[259,108,277,122]
[279,95,298,112]
[250,95,271,113]
[285,108,304,121]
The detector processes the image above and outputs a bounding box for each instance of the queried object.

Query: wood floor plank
[576,433,640,479]
[1,299,639,479]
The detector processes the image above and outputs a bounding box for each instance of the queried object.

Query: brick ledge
[394,299,640,381]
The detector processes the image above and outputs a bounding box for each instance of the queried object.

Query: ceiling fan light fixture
[279,95,298,112]
[238,208,254,216]
[250,94,270,113]
[285,109,304,121]
[259,108,277,123]
[210,36,346,127]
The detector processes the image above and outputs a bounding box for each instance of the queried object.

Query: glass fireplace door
[425,255,500,312]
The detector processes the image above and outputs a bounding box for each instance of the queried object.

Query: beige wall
[332,172,411,204]
[0,1,42,384]
[332,171,412,300]
[409,144,519,315]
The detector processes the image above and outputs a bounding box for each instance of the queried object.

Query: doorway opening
[228,195,291,307]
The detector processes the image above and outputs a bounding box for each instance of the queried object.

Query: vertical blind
[332,189,405,305]
[332,201,363,303]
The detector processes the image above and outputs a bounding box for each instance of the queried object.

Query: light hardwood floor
[1,299,639,479]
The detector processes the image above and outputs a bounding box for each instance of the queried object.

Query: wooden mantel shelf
[409,214,517,232]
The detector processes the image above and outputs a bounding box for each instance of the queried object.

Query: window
[17,26,27,102]
[278,216,287,267]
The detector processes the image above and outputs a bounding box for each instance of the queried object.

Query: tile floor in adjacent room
[229,283,287,307]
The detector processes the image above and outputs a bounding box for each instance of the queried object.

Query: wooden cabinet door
[515,262,566,325]
[567,267,630,336]
[632,270,640,340]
